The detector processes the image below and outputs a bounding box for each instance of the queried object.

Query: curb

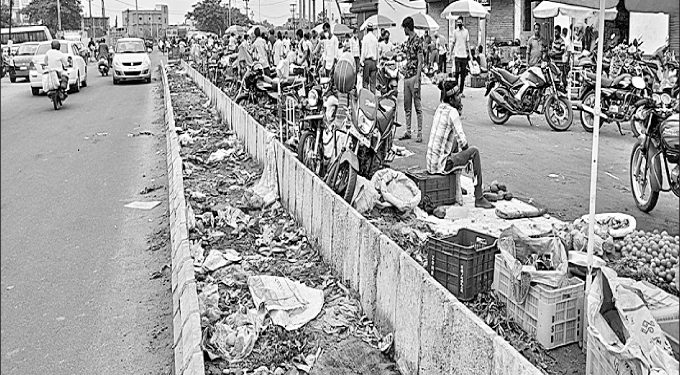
[159,62,205,375]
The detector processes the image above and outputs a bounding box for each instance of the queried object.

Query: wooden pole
[57,0,62,33]
[584,0,606,371]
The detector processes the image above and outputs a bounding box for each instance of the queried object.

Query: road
[390,79,679,234]
[1,53,172,374]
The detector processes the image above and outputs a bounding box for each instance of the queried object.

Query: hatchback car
[9,42,39,82]
[112,38,151,84]
[29,40,88,95]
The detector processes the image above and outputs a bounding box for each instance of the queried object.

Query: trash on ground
[124,200,161,210]
[207,148,235,164]
[248,275,324,331]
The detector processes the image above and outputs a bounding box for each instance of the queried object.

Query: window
[523,0,532,32]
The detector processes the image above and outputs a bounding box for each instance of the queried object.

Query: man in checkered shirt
[426,78,494,209]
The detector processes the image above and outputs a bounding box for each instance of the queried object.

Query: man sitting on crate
[426,78,494,209]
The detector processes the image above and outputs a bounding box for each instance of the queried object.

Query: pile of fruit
[617,229,679,288]
[483,180,514,202]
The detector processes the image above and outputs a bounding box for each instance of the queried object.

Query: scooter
[98,57,109,76]
[41,65,68,110]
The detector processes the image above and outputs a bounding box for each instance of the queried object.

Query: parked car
[9,42,40,82]
[111,38,151,84]
[29,40,88,96]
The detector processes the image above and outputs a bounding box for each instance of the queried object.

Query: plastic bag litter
[497,225,569,303]
[186,204,196,231]
[217,206,250,229]
[251,136,279,207]
[588,267,678,375]
[370,168,421,212]
[207,148,234,164]
[41,71,60,92]
[190,240,205,265]
[178,132,194,146]
[248,275,324,331]
[351,175,380,214]
[209,307,267,362]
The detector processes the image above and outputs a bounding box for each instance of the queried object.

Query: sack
[588,267,678,375]
[370,168,421,212]
[41,71,60,92]
[497,225,569,296]
[351,175,380,214]
[469,61,481,76]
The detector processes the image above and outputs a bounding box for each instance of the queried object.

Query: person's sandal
[398,133,412,140]
[475,197,495,209]
[416,133,423,143]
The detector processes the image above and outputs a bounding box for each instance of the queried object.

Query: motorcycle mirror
[633,39,639,47]
[610,33,616,40]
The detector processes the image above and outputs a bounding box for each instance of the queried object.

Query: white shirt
[273,39,284,65]
[283,38,291,50]
[44,49,68,71]
[378,40,394,58]
[349,36,360,57]
[360,32,378,62]
[452,27,470,59]
[322,34,339,70]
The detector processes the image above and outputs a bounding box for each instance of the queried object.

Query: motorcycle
[234,63,275,106]
[41,65,68,110]
[98,57,109,76]
[324,86,401,202]
[296,78,336,177]
[629,88,680,212]
[377,52,400,96]
[485,58,574,131]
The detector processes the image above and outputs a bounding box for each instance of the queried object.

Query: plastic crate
[492,254,585,349]
[405,168,461,213]
[586,328,643,375]
[470,75,487,88]
[426,229,499,301]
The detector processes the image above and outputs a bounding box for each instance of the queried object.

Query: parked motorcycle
[296,79,336,177]
[629,89,679,212]
[377,52,400,96]
[234,63,274,106]
[324,87,401,202]
[485,59,573,131]
[98,57,109,76]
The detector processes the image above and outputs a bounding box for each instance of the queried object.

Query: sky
[90,0,342,27]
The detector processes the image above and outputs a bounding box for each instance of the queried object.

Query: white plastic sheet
[248,275,324,331]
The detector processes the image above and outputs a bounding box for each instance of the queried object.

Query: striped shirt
[426,103,467,174]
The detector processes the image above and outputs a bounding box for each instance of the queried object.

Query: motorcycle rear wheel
[629,142,659,212]
[545,96,573,132]
[579,92,605,132]
[487,88,511,125]
[298,130,320,175]
[52,93,61,110]
[326,160,357,203]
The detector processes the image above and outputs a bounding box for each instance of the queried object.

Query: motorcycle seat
[585,72,631,88]
[497,68,521,85]
[358,88,377,121]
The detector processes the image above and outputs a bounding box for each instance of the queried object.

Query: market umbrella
[226,25,246,35]
[533,0,618,20]
[409,12,440,31]
[360,14,396,30]
[440,0,489,19]
[333,23,353,36]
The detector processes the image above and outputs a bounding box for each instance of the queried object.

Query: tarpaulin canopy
[548,0,679,13]
[360,14,396,30]
[409,12,440,31]
[533,0,618,20]
[440,0,489,19]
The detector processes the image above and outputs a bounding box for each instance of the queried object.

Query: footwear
[398,133,412,140]
[461,93,466,98]
[415,134,423,143]
[461,188,468,195]
[475,197,495,209]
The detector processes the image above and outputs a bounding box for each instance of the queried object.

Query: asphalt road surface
[391,78,679,234]
[1,53,172,374]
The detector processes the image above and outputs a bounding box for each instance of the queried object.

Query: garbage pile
[167,67,398,375]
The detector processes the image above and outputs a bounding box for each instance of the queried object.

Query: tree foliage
[22,0,83,35]
[186,0,254,36]
[1,1,12,28]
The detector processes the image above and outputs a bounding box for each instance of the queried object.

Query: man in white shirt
[44,40,70,97]
[273,32,285,66]
[322,22,339,75]
[451,18,470,97]
[378,29,394,59]
[360,23,379,92]
[349,29,360,74]
[251,27,271,75]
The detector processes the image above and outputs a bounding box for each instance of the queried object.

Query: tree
[186,0,228,36]
[227,7,252,27]
[1,0,12,28]
[22,0,83,35]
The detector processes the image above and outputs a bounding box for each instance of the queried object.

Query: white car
[29,40,88,96]
[112,38,151,84]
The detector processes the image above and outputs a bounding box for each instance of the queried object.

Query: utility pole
[57,0,62,34]
[244,0,249,23]
[312,0,315,24]
[8,0,13,42]
[88,0,94,38]
[135,0,139,38]
[227,0,231,28]
[290,3,296,30]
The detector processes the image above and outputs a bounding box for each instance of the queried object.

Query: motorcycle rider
[427,78,494,209]
[44,40,70,99]
[98,38,111,65]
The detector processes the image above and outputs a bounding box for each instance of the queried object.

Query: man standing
[378,29,394,59]
[322,23,339,75]
[251,28,271,75]
[361,23,379,92]
[527,23,545,66]
[398,16,424,143]
[549,25,565,61]
[437,34,448,73]
[273,32,285,66]
[349,29,361,79]
[451,18,470,97]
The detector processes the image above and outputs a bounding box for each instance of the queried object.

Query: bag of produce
[497,225,569,297]
[588,267,679,374]
[371,168,421,212]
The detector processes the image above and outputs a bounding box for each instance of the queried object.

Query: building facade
[122,4,168,39]
[83,16,110,39]
[2,0,30,25]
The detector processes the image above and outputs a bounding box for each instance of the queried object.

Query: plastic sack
[588,267,679,375]
[351,175,380,214]
[497,225,569,291]
[42,71,60,92]
[370,168,421,212]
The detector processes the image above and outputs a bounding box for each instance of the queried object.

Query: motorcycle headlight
[620,76,632,87]
[357,111,374,135]
[307,89,318,107]
[632,76,645,90]
[661,93,672,105]
[652,93,661,105]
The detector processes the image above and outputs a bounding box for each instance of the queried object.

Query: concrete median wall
[178,61,544,375]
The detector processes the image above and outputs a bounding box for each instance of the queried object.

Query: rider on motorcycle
[427,78,494,209]
[44,40,69,99]
[98,38,111,65]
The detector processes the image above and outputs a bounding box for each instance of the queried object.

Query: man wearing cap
[427,78,494,209]
[361,23,379,92]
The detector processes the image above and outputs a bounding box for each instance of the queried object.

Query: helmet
[51,40,61,50]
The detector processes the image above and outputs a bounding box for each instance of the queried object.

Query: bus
[0,25,53,45]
